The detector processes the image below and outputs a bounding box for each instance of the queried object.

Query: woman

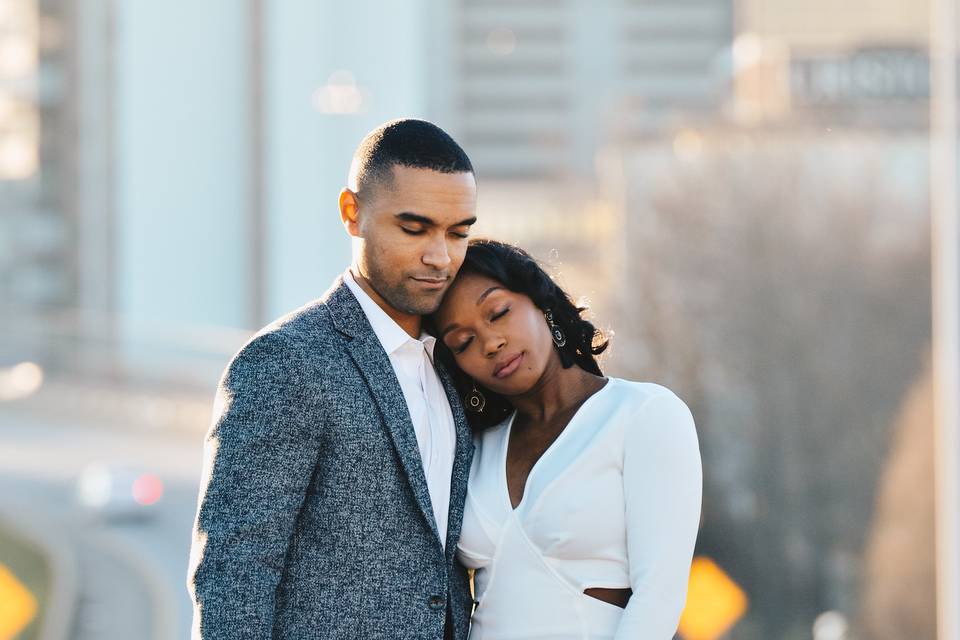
[430,239,703,639]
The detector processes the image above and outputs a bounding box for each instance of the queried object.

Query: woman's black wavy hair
[429,238,610,431]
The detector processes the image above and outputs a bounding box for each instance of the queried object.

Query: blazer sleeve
[187,332,322,639]
[615,389,703,640]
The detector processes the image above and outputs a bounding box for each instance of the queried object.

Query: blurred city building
[440,0,733,179]
[2,0,71,344]
[733,0,930,128]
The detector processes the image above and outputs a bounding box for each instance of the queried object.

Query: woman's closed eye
[453,306,510,355]
[453,308,509,354]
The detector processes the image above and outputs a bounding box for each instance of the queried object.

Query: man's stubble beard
[363,254,445,317]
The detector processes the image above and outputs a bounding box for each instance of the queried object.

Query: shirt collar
[343,268,437,359]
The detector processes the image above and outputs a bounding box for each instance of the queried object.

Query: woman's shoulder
[605,377,689,410]
[604,378,696,438]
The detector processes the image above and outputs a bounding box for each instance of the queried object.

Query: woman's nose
[484,334,506,356]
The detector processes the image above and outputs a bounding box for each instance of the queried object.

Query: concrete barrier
[0,504,78,640]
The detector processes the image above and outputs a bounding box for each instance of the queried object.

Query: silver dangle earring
[467,381,486,413]
[544,309,567,348]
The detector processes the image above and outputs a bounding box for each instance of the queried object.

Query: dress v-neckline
[501,378,613,512]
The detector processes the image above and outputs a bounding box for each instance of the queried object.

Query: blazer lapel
[436,360,475,561]
[328,278,441,546]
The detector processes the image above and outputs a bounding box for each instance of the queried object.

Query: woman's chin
[483,372,537,398]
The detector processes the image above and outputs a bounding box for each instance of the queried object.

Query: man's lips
[411,275,449,289]
[493,352,524,379]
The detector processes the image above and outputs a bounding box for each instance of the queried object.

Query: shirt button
[428,595,445,610]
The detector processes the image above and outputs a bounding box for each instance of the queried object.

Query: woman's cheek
[459,352,486,383]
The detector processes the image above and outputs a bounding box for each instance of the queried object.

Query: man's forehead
[374,169,476,216]
[389,164,476,189]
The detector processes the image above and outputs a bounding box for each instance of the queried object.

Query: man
[187,119,479,639]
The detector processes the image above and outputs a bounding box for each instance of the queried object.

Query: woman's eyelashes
[455,337,473,354]
[491,306,510,321]
[454,307,510,354]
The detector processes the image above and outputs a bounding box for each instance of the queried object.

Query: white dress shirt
[344,268,457,548]
[457,379,703,639]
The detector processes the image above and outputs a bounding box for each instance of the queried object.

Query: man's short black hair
[348,118,474,198]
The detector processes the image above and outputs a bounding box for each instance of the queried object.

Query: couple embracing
[187,119,702,640]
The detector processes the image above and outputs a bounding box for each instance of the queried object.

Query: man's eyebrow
[394,213,477,228]
[395,212,435,225]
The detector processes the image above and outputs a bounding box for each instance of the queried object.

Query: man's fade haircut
[348,118,474,199]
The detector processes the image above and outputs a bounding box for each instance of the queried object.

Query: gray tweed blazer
[187,276,475,639]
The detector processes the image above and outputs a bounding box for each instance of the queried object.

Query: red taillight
[132,474,164,505]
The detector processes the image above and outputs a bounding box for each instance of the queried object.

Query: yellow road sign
[0,562,37,640]
[678,556,749,640]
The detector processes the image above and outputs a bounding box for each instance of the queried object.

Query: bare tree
[611,138,931,638]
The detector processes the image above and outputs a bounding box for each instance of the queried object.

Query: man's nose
[422,234,452,269]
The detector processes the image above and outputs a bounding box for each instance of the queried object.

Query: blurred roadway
[0,407,204,640]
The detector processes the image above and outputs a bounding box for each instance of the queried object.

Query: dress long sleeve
[615,390,703,639]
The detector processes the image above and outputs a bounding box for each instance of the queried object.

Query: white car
[76,463,164,519]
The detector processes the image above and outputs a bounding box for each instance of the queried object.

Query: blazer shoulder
[267,278,370,354]
[219,329,304,391]
[255,295,349,354]
[221,300,339,378]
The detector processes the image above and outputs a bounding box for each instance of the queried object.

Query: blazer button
[428,595,445,610]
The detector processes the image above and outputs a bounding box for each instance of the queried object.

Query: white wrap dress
[456,379,703,639]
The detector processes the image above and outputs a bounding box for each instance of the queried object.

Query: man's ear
[339,188,361,238]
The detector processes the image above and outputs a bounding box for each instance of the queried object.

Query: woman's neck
[509,357,606,423]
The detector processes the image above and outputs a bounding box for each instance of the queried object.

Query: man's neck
[349,267,422,339]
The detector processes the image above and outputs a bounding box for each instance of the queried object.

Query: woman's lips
[494,352,524,379]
